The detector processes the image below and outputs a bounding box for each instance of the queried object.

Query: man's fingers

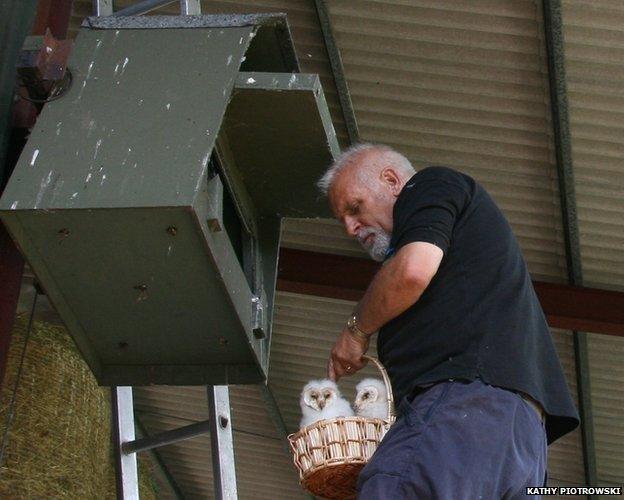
[349,358,367,371]
[331,358,347,381]
[329,356,367,381]
[335,356,366,373]
[333,362,344,381]
[327,359,337,382]
[328,329,369,381]
[341,363,360,377]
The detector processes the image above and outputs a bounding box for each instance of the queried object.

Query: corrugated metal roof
[325,0,568,284]
[587,333,624,485]
[562,0,624,291]
[561,0,624,487]
[548,329,584,484]
[281,218,366,258]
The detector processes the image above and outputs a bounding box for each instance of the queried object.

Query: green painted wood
[226,72,339,218]
[0,26,252,211]
[0,21,338,387]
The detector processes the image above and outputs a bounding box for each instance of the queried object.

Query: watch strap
[347,314,372,342]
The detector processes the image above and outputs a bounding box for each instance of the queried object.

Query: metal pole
[92,0,113,16]
[207,386,238,500]
[179,0,200,15]
[314,0,359,144]
[112,0,177,17]
[112,387,140,500]
[542,0,597,493]
[134,415,186,500]
[260,384,290,453]
[123,419,210,454]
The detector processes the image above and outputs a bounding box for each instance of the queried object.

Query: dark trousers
[357,379,547,499]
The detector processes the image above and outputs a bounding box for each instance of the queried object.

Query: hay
[0,315,156,499]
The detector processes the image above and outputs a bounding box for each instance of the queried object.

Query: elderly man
[319,144,579,499]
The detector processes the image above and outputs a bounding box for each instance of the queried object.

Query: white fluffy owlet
[299,379,354,428]
[354,378,388,419]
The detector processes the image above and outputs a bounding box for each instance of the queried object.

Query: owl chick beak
[318,399,326,409]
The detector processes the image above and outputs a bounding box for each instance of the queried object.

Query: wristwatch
[346,314,372,342]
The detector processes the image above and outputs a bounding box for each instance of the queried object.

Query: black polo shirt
[379,166,579,444]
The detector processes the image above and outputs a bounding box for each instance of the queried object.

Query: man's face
[328,164,396,262]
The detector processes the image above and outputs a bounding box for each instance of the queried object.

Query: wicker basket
[288,356,396,499]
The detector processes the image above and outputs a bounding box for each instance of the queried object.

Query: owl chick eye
[323,392,331,398]
[362,393,369,399]
[311,394,318,400]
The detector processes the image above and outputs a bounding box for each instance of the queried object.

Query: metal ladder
[112,386,237,500]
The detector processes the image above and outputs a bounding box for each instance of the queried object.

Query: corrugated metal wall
[548,329,584,484]
[563,0,624,292]
[562,0,624,486]
[325,0,568,284]
[587,334,624,486]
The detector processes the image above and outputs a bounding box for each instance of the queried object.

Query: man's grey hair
[317,143,416,196]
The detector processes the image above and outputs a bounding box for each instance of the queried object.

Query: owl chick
[354,378,388,419]
[299,379,354,428]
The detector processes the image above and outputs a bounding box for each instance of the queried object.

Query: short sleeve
[389,168,472,257]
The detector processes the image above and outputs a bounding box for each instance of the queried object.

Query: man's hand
[327,326,370,381]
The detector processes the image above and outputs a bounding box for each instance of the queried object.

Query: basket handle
[362,355,396,424]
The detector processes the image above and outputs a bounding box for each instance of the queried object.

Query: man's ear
[380,168,402,196]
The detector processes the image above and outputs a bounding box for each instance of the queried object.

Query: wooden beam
[32,0,74,39]
[277,248,624,337]
[0,224,24,387]
[533,281,624,337]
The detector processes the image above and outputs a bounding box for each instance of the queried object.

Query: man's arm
[328,241,444,381]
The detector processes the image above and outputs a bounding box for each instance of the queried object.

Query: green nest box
[0,14,339,386]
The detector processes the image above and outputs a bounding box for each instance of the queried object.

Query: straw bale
[0,315,156,499]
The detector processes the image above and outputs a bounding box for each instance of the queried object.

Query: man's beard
[357,227,391,262]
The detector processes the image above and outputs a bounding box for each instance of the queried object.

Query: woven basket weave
[288,356,395,499]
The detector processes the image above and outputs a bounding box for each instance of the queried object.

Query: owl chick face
[301,380,339,411]
[354,378,386,415]
[354,385,379,413]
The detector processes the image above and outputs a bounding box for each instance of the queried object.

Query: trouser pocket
[404,381,453,427]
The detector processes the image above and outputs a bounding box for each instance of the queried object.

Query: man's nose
[344,216,360,237]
